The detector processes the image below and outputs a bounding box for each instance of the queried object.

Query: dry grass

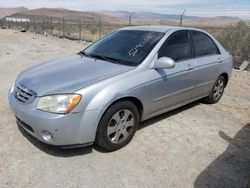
[215,22,250,67]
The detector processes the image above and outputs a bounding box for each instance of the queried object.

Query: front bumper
[8,92,100,147]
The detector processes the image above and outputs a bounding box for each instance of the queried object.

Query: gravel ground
[0,29,250,188]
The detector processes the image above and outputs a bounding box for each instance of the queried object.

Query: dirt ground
[0,29,250,188]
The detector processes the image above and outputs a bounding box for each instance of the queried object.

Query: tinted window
[192,31,220,57]
[158,30,192,61]
[83,30,164,66]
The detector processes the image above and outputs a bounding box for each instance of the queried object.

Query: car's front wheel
[95,101,139,151]
[204,75,226,104]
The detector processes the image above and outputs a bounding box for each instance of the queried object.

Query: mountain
[0,7,27,18]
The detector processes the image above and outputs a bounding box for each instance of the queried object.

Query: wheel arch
[104,96,144,121]
[94,96,144,146]
[220,73,229,87]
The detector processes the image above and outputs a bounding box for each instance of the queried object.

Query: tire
[204,76,226,104]
[95,101,139,151]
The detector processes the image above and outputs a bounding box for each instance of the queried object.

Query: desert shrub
[216,22,250,68]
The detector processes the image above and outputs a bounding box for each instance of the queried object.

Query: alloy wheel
[107,109,135,144]
[213,78,225,100]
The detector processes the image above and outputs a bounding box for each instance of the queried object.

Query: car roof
[119,25,205,33]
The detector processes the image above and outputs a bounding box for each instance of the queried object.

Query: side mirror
[154,57,175,69]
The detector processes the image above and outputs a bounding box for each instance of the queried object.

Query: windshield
[83,30,164,66]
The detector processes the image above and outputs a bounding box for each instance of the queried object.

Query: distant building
[5,17,30,22]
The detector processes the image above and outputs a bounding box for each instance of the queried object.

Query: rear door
[189,30,223,96]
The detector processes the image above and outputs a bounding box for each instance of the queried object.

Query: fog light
[41,130,53,142]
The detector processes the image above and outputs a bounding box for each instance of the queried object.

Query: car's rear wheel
[95,101,139,151]
[204,76,226,104]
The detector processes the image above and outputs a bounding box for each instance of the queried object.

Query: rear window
[192,31,220,57]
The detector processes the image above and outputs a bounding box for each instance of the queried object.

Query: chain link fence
[0,16,249,70]
[0,16,130,42]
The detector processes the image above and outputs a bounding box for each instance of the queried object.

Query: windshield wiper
[78,52,125,65]
[78,51,89,57]
[89,54,122,64]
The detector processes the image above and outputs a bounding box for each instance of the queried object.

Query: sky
[0,0,250,19]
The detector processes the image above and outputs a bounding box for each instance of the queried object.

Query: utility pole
[180,9,186,26]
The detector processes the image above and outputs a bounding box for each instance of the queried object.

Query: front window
[83,30,164,66]
[158,30,192,62]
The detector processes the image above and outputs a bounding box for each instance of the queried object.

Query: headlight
[37,94,81,114]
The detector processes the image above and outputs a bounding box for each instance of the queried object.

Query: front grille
[13,84,37,104]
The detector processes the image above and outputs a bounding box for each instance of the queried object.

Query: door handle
[217,57,224,64]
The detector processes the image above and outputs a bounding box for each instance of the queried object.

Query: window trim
[157,30,193,63]
[190,30,221,58]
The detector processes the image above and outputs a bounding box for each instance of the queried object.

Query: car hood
[16,54,134,96]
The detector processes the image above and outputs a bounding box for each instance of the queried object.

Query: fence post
[33,18,36,33]
[42,16,45,34]
[179,9,186,26]
[79,16,82,40]
[98,16,101,39]
[129,12,134,26]
[21,18,23,29]
[62,17,65,37]
[26,20,28,31]
[50,17,53,35]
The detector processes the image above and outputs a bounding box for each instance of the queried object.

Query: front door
[149,30,197,114]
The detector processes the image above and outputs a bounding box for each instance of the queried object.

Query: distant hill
[1,7,242,26]
[0,7,27,18]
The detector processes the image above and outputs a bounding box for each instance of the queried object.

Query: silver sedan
[9,26,232,151]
